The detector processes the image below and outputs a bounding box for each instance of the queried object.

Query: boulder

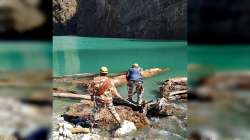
[113,120,136,137]
[80,133,101,140]
[147,98,186,117]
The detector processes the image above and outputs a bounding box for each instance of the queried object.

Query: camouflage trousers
[92,102,121,124]
[127,80,144,104]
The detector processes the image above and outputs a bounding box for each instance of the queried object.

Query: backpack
[90,77,112,96]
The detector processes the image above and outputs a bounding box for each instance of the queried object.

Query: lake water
[53,36,187,109]
[53,36,187,76]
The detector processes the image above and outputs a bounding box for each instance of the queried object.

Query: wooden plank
[69,127,90,134]
[169,90,188,96]
[53,92,91,100]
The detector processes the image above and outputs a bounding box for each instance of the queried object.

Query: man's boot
[137,93,143,105]
[127,97,133,102]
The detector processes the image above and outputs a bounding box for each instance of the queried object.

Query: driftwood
[112,68,168,86]
[69,127,90,134]
[53,92,144,111]
[159,77,188,100]
[169,90,188,97]
[53,92,91,100]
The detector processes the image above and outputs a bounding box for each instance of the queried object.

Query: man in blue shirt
[126,63,144,105]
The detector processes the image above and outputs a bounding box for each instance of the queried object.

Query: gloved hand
[91,95,94,101]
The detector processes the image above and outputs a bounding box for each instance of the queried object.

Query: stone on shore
[147,98,187,117]
[113,120,137,137]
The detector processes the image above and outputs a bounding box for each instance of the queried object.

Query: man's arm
[88,82,95,101]
[110,80,123,99]
[139,67,143,79]
[126,70,130,81]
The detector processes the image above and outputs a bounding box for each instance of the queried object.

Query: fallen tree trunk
[53,92,143,111]
[112,68,168,86]
[53,92,91,100]
[53,68,168,87]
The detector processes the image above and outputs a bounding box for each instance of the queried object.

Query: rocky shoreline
[53,69,188,139]
[0,98,51,140]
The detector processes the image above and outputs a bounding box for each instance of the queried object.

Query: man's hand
[90,95,94,101]
[117,94,124,100]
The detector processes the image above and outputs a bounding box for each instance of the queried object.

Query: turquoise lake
[53,36,187,106]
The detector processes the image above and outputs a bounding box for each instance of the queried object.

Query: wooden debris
[53,92,91,100]
[159,77,188,100]
[69,127,90,134]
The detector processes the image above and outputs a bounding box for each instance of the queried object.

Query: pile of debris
[159,77,187,100]
[53,115,100,140]
[64,100,150,129]
[53,115,137,140]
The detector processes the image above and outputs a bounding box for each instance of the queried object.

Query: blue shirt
[127,67,143,81]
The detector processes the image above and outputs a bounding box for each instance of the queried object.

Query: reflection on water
[53,36,187,76]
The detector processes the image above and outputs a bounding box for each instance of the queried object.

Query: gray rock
[53,0,187,39]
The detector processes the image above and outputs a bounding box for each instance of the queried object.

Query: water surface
[53,36,187,139]
[53,36,187,110]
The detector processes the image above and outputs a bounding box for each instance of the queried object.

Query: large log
[53,92,91,100]
[53,92,143,111]
[113,68,168,86]
[53,68,168,87]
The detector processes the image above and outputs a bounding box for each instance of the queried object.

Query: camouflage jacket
[88,76,118,104]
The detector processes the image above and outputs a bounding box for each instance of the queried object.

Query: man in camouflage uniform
[88,66,123,125]
[126,63,144,105]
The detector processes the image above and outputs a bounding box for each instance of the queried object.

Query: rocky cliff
[53,0,186,39]
[189,0,250,43]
